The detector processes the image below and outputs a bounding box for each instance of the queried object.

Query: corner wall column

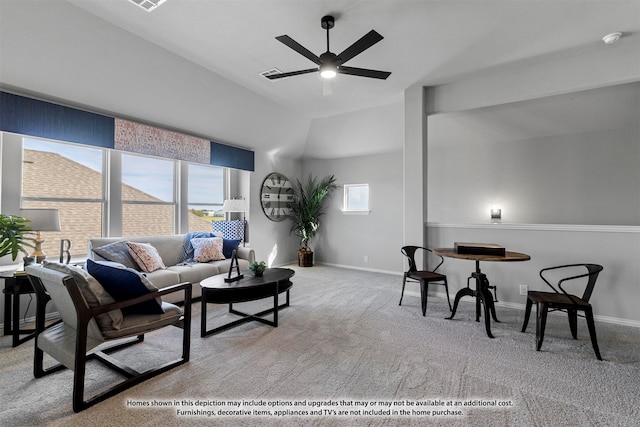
[403,84,429,251]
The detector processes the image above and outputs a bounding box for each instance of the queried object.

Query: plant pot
[298,249,314,267]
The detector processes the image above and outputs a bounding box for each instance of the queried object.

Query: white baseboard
[316,262,403,277]
[319,263,640,328]
[402,289,640,328]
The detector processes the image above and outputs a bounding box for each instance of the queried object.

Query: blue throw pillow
[222,238,241,259]
[86,259,164,315]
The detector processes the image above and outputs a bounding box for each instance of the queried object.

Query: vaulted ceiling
[66,0,639,119]
[2,0,639,159]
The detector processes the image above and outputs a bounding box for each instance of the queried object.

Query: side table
[2,271,38,347]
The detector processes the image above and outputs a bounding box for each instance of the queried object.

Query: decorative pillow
[179,231,223,263]
[92,241,139,270]
[42,261,123,330]
[86,259,164,315]
[222,238,242,259]
[190,237,225,262]
[126,241,166,272]
[213,220,245,242]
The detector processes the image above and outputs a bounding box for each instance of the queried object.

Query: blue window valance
[0,91,254,171]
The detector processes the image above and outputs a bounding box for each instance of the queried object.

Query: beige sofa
[87,234,255,303]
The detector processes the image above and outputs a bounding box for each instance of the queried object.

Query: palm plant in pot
[288,174,338,267]
[0,214,34,263]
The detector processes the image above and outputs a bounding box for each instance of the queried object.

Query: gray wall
[302,151,405,273]
[416,42,640,324]
[248,152,301,267]
[427,83,640,225]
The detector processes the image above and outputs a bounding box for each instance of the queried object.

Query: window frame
[343,183,370,214]
[16,135,229,240]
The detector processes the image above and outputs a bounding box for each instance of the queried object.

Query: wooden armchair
[26,264,192,412]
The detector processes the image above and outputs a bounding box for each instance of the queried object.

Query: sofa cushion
[167,263,220,285]
[86,259,164,315]
[42,261,124,330]
[191,237,225,262]
[215,258,250,274]
[92,241,139,270]
[142,268,182,289]
[126,242,166,272]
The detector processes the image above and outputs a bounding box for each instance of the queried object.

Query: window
[187,163,225,232]
[22,138,104,257]
[16,135,229,254]
[343,184,370,213]
[121,153,175,236]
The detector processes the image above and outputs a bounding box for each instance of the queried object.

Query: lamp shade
[19,208,61,232]
[221,199,248,213]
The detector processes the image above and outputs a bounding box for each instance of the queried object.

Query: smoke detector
[602,32,622,44]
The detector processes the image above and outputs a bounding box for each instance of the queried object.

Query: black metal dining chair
[400,246,452,315]
[521,263,603,360]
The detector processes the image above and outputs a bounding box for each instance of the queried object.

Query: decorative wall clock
[260,172,294,222]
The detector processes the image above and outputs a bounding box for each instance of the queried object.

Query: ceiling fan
[266,15,391,81]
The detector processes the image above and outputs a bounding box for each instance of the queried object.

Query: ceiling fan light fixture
[320,64,337,79]
[269,15,390,81]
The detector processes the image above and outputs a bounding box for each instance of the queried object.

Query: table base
[446,263,500,338]
[201,289,290,337]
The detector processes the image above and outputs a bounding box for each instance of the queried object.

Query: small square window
[344,184,369,213]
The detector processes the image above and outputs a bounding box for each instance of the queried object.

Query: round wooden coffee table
[200,267,294,336]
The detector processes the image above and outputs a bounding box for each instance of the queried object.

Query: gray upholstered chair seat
[101,302,183,339]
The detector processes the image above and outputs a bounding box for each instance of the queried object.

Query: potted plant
[0,214,34,262]
[249,261,267,277]
[288,174,338,267]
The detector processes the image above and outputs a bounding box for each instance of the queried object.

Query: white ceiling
[429,82,640,146]
[65,0,640,119]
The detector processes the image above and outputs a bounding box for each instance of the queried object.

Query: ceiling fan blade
[265,68,318,80]
[338,66,391,80]
[336,30,384,64]
[275,35,321,65]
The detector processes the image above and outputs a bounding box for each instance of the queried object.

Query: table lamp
[19,208,61,263]
[221,199,248,245]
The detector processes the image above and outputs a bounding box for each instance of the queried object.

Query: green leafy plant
[0,214,34,261]
[288,174,338,250]
[249,261,267,276]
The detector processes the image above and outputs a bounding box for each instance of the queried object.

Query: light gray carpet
[1,265,639,426]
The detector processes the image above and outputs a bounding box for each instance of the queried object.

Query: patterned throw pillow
[92,241,139,270]
[212,220,245,242]
[126,241,166,272]
[86,259,164,315]
[190,237,225,262]
[42,261,124,330]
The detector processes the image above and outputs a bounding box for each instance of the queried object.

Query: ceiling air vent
[128,0,167,12]
[259,68,283,81]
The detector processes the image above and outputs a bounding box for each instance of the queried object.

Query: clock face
[260,172,294,222]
